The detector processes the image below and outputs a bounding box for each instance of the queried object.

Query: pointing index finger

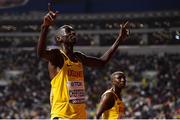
[48,3,59,16]
[48,3,53,12]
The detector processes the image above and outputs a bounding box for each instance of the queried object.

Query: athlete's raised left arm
[76,21,129,67]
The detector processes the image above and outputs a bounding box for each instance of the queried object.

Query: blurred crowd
[0,48,179,119]
[0,11,180,47]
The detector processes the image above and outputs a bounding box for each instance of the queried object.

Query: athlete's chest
[56,59,84,80]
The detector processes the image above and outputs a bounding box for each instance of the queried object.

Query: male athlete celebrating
[37,3,129,119]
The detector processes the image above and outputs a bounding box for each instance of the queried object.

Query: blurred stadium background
[0,0,180,118]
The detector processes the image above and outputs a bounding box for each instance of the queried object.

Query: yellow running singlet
[102,90,125,119]
[50,50,87,119]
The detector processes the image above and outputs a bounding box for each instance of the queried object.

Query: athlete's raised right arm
[37,3,59,61]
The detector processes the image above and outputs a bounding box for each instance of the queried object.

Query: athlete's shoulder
[48,48,63,56]
[102,89,118,100]
[102,89,114,98]
[74,51,86,56]
[48,48,64,67]
[50,48,60,53]
[101,89,116,108]
[74,51,87,60]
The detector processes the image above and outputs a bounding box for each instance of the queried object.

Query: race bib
[67,81,85,104]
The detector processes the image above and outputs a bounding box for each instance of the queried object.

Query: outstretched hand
[42,3,59,27]
[118,21,130,41]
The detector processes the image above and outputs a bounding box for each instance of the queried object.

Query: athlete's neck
[61,46,78,62]
[112,86,122,98]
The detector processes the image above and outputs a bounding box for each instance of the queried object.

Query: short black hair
[55,25,74,38]
[111,71,125,80]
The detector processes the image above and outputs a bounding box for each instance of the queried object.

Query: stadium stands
[0,0,180,118]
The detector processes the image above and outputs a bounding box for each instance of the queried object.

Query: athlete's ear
[56,36,63,42]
